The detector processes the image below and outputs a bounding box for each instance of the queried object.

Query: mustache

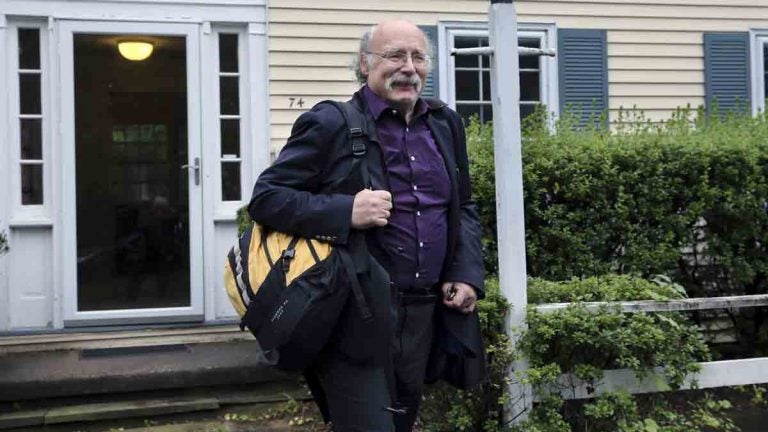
[385,73,422,91]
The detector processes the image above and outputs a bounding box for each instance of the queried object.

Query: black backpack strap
[323,100,371,189]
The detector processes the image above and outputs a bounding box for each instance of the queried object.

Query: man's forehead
[371,22,427,50]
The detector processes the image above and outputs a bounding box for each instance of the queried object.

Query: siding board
[268,0,768,149]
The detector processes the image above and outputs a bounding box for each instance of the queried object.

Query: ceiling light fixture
[118,41,154,61]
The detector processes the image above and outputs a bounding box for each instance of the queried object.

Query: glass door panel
[73,34,190,311]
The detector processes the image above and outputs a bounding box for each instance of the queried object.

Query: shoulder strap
[322,100,371,189]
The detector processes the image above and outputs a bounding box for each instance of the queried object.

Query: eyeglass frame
[364,49,432,67]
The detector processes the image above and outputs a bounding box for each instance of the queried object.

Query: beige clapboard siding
[612,70,705,84]
[609,43,700,58]
[609,57,703,71]
[272,66,356,81]
[607,31,701,45]
[268,0,767,148]
[608,109,686,123]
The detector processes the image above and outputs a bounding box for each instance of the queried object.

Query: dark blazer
[248,88,485,388]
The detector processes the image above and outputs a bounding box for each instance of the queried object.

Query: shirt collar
[362,85,429,121]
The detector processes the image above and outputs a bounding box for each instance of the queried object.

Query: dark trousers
[309,295,436,432]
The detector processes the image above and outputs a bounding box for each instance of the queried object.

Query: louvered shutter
[558,29,608,128]
[704,32,751,116]
[419,25,439,98]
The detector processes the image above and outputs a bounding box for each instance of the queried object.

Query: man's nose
[399,55,416,73]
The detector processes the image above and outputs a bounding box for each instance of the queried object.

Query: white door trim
[58,19,204,325]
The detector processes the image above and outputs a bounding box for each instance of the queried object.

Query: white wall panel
[9,228,53,329]
[214,221,240,319]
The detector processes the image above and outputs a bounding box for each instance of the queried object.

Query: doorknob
[181,157,200,185]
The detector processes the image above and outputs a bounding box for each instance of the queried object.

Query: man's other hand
[351,189,393,229]
[441,281,477,314]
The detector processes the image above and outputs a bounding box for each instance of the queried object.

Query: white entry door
[59,21,204,325]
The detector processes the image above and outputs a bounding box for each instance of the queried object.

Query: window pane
[20,73,42,114]
[482,70,491,101]
[480,38,490,68]
[219,34,238,73]
[521,71,541,102]
[455,37,482,68]
[481,105,493,123]
[19,29,41,70]
[520,38,541,70]
[457,103,481,125]
[220,76,239,115]
[456,70,480,101]
[21,118,42,159]
[764,45,768,99]
[222,162,241,201]
[521,103,537,122]
[221,119,240,157]
[21,164,43,205]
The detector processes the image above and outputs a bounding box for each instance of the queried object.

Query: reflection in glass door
[73,34,190,311]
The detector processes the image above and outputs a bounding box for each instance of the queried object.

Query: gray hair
[352,24,435,84]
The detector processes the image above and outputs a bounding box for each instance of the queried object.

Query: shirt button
[410,155,415,161]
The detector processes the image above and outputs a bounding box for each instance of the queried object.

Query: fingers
[442,282,477,315]
[351,189,393,229]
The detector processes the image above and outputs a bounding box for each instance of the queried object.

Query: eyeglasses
[365,50,431,67]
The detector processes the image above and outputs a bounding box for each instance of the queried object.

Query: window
[751,33,768,114]
[218,33,242,202]
[443,24,558,125]
[17,27,45,206]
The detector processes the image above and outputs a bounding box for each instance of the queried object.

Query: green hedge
[469,108,768,301]
[421,275,737,432]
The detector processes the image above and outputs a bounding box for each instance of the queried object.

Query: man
[248,20,485,432]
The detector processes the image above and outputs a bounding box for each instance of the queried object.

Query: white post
[488,0,532,423]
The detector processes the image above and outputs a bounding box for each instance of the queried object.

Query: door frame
[58,20,204,325]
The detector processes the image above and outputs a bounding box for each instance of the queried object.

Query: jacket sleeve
[248,105,355,245]
[443,110,486,298]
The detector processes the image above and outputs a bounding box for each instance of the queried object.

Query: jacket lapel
[425,115,459,190]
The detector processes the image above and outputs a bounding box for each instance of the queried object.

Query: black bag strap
[323,100,371,189]
[316,100,402,414]
[338,248,372,322]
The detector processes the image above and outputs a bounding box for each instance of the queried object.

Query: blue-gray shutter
[558,29,608,128]
[704,32,751,116]
[419,25,439,98]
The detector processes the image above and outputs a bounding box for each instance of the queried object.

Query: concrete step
[45,397,220,425]
[0,340,294,401]
[0,382,311,430]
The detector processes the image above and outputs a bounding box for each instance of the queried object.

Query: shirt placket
[403,121,427,290]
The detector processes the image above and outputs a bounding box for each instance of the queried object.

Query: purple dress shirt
[362,86,451,293]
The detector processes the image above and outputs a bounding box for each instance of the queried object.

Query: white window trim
[207,25,251,220]
[6,19,53,225]
[750,29,768,115]
[438,21,559,119]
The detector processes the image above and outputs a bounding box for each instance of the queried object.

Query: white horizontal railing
[548,358,768,401]
[526,295,768,400]
[534,294,768,314]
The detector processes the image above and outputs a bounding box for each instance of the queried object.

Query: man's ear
[359,54,370,77]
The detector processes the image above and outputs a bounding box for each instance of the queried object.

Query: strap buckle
[349,127,366,157]
[282,248,295,273]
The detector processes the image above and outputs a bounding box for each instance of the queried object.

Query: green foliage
[511,275,737,432]
[523,276,709,390]
[468,107,768,302]
[236,206,252,237]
